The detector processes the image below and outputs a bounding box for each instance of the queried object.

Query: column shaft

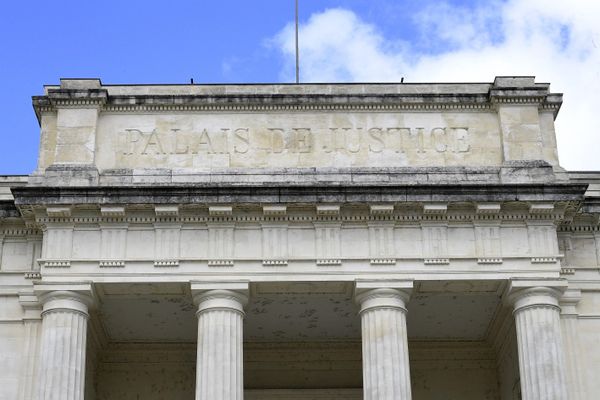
[197,309,244,399]
[512,287,568,400]
[34,290,92,400]
[356,286,412,400]
[193,287,248,400]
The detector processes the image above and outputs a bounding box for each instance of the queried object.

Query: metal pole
[295,0,300,84]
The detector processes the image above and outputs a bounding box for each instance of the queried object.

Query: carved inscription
[121,125,471,156]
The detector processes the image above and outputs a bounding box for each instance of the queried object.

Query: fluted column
[192,282,249,400]
[355,281,413,400]
[34,284,94,400]
[509,284,568,400]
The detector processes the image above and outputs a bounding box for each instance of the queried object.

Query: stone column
[17,292,42,400]
[560,289,587,400]
[508,281,568,400]
[355,281,413,400]
[191,282,249,400]
[34,284,94,400]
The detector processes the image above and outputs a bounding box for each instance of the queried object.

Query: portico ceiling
[96,281,505,344]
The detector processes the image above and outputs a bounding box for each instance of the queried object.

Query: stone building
[0,77,598,400]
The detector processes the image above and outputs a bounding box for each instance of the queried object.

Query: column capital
[559,288,582,316]
[34,282,95,316]
[506,279,568,313]
[354,280,413,314]
[190,281,249,316]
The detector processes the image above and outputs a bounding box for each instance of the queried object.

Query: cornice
[11,183,587,207]
[31,80,562,119]
[32,100,561,116]
[0,201,21,219]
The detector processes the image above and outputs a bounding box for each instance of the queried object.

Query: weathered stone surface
[1,77,599,400]
[32,77,562,179]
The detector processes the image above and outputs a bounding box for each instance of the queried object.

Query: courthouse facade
[0,77,599,400]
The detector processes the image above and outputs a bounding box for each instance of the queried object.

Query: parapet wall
[31,77,563,186]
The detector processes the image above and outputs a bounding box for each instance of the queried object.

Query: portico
[22,277,568,399]
[1,77,596,399]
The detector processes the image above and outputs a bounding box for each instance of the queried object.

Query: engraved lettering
[233,128,250,154]
[346,127,361,153]
[141,129,165,155]
[268,128,285,154]
[197,129,215,154]
[119,123,474,160]
[368,128,385,153]
[123,129,142,155]
[172,129,189,155]
[400,127,426,154]
[451,127,470,152]
[431,127,447,153]
[292,128,312,153]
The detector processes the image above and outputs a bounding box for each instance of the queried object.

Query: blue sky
[1,0,598,173]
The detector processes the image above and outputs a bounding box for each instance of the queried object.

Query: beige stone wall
[33,78,563,173]
[0,297,26,400]
[90,111,502,170]
[95,344,196,400]
[36,104,559,171]
[496,325,521,400]
[410,342,501,400]
[91,341,501,400]
[244,342,362,390]
[0,324,25,400]
[575,292,600,399]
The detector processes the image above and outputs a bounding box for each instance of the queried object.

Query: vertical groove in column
[361,306,411,400]
[514,304,568,400]
[236,312,240,400]
[398,311,410,399]
[369,311,377,400]
[196,316,206,397]
[521,309,534,400]
[37,309,88,400]
[43,313,58,400]
[361,312,369,398]
[375,310,384,399]
[37,319,50,400]
[75,312,87,400]
[221,310,227,400]
[537,308,549,400]
[66,312,75,400]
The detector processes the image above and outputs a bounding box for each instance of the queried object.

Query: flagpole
[295,0,300,84]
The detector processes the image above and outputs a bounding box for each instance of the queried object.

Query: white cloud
[272,9,409,82]
[271,1,600,170]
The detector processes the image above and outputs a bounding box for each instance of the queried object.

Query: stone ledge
[33,77,559,115]
[11,182,587,207]
[26,162,563,188]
